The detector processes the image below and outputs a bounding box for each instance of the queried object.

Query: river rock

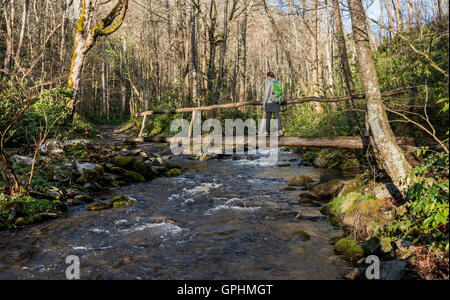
[149,215,176,225]
[11,155,35,166]
[343,267,365,280]
[277,161,291,167]
[395,239,414,252]
[380,260,406,280]
[288,175,314,187]
[74,194,94,204]
[110,195,137,208]
[85,202,112,211]
[338,175,364,197]
[334,237,366,261]
[63,139,90,151]
[290,230,311,242]
[299,192,318,201]
[373,183,402,200]
[76,162,104,182]
[43,186,64,200]
[40,139,64,155]
[114,155,135,168]
[130,159,156,179]
[124,171,146,183]
[139,151,149,159]
[164,168,182,177]
[311,180,343,200]
[83,182,102,192]
[360,237,382,255]
[319,173,332,183]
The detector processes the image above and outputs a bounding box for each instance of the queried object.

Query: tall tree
[67,0,128,115]
[348,0,411,185]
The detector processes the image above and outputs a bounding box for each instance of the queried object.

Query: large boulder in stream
[288,175,314,187]
[311,180,344,200]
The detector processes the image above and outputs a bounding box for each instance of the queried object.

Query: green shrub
[384,152,449,251]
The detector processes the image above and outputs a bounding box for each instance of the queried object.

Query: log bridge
[131,88,417,150]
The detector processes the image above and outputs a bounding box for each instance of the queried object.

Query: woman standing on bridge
[263,72,284,136]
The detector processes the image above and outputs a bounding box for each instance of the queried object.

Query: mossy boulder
[43,186,65,200]
[164,168,182,177]
[63,139,90,153]
[130,160,157,179]
[0,199,26,213]
[124,171,146,183]
[105,163,128,176]
[76,162,104,182]
[85,202,112,211]
[311,180,343,200]
[51,200,68,213]
[338,175,364,197]
[360,237,382,255]
[113,155,135,168]
[334,237,366,261]
[14,217,27,226]
[288,175,314,187]
[110,195,137,208]
[151,166,168,176]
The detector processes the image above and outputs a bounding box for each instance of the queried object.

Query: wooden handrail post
[139,115,147,138]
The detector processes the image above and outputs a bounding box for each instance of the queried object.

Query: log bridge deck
[131,88,417,149]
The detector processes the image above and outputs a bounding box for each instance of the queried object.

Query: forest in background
[0,0,449,279]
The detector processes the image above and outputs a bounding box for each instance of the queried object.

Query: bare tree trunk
[15,0,29,62]
[383,0,396,39]
[3,0,15,73]
[239,10,248,105]
[348,0,411,185]
[67,0,128,116]
[393,0,404,32]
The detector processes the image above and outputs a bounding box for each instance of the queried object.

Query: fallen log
[137,88,416,117]
[128,136,415,150]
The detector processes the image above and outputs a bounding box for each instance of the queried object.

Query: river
[0,148,357,279]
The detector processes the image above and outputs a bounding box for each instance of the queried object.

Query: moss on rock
[164,168,182,177]
[288,175,314,187]
[114,156,135,168]
[85,202,112,211]
[334,237,365,261]
[124,171,146,183]
[311,180,343,200]
[110,195,137,208]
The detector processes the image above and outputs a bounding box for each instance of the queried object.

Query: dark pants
[266,111,282,133]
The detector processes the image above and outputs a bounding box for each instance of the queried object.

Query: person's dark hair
[267,71,275,78]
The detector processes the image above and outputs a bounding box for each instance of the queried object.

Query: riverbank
[0,128,184,231]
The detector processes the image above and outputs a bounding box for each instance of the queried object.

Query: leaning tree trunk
[67,0,128,116]
[348,0,411,185]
